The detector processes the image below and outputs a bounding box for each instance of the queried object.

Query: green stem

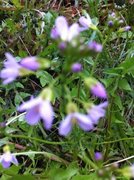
[97,137,134,145]
[13,151,68,165]
[91,30,111,76]
[8,134,67,145]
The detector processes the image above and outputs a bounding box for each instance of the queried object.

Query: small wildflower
[0,152,18,168]
[51,16,80,42]
[88,41,103,53]
[79,16,97,31]
[58,42,67,50]
[94,152,103,161]
[124,26,131,31]
[20,56,40,71]
[88,102,108,124]
[0,53,21,84]
[71,63,82,73]
[108,20,114,27]
[0,146,18,169]
[59,112,93,136]
[79,16,92,29]
[90,82,107,99]
[51,27,59,39]
[18,95,54,130]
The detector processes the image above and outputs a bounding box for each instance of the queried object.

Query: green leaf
[120,57,134,75]
[114,95,123,110]
[36,71,54,87]
[48,164,78,180]
[118,79,131,91]
[12,0,21,8]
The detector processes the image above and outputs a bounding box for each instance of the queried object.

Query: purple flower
[90,82,107,99]
[94,152,103,161]
[18,97,54,130]
[51,27,59,39]
[88,102,108,124]
[0,152,18,168]
[79,16,92,30]
[108,20,114,27]
[59,112,93,136]
[124,26,131,31]
[20,56,39,71]
[51,16,80,42]
[0,53,21,84]
[71,63,82,72]
[88,41,103,52]
[58,42,67,50]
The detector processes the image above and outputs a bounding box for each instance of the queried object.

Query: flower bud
[71,63,82,73]
[66,102,78,114]
[94,152,103,161]
[40,88,53,101]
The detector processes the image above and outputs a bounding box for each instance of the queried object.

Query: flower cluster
[51,16,102,54]
[107,12,131,32]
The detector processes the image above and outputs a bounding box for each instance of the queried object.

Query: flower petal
[55,16,68,41]
[68,23,80,41]
[79,16,91,29]
[18,97,41,112]
[1,160,11,168]
[59,114,72,136]
[88,102,108,124]
[40,101,54,130]
[97,101,108,108]
[74,113,93,131]
[2,77,16,85]
[11,155,18,165]
[20,57,39,71]
[25,106,40,125]
[4,53,20,68]
[91,82,107,99]
[51,27,59,39]
[0,68,18,79]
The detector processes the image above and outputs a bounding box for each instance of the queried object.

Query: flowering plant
[0,4,133,180]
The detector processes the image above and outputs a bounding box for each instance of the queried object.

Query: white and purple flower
[18,97,54,130]
[0,53,21,84]
[88,102,108,124]
[51,16,80,42]
[79,15,97,31]
[79,16,92,30]
[0,152,18,168]
[59,112,93,136]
